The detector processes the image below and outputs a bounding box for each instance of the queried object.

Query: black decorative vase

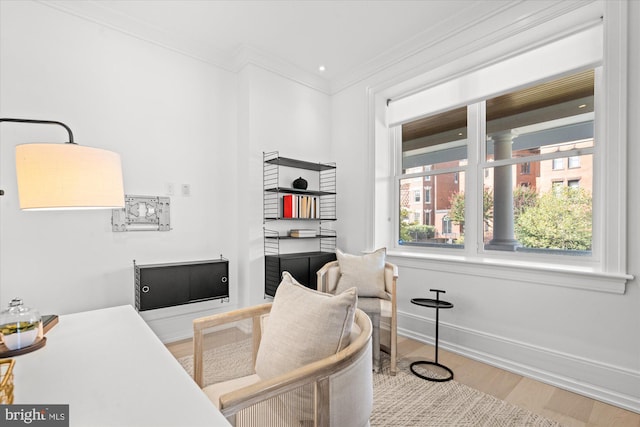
[292,177,308,190]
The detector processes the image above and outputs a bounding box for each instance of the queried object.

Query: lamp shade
[15,143,125,210]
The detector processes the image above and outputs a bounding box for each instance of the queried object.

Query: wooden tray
[0,336,46,358]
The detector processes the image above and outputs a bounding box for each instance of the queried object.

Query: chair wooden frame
[317,261,398,375]
[193,304,372,426]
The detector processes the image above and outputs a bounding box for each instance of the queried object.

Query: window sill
[387,249,632,294]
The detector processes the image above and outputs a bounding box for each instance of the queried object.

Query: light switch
[182,184,191,197]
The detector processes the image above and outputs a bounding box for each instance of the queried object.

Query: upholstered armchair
[193,272,373,427]
[317,249,398,375]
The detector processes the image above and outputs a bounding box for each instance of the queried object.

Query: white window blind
[387,24,603,127]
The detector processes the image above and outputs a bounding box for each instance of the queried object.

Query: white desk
[12,305,230,427]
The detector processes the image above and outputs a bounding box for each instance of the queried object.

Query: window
[568,179,580,188]
[377,15,629,292]
[425,209,432,225]
[442,216,452,234]
[399,70,595,254]
[552,180,564,196]
[414,190,421,202]
[482,71,594,253]
[398,107,466,246]
[552,158,564,170]
[568,156,580,168]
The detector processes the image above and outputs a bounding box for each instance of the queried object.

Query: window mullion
[465,103,483,256]
[391,126,403,250]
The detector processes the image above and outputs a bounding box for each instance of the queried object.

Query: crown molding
[329,0,515,94]
[330,0,600,95]
[36,0,331,94]
[33,0,599,97]
[37,0,235,71]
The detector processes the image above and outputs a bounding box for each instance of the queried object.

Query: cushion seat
[204,374,262,410]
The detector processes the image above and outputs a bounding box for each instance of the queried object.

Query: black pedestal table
[409,289,454,382]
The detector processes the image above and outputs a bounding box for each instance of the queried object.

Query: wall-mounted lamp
[0,118,125,210]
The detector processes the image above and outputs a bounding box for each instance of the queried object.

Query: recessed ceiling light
[318,65,326,72]
[458,132,463,136]
[578,104,587,109]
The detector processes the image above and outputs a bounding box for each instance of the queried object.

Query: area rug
[177,340,561,427]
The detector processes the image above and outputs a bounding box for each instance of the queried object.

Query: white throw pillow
[335,248,389,300]
[255,271,357,380]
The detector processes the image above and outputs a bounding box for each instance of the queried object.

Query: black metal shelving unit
[263,151,337,296]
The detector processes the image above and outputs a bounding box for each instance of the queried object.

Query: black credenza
[265,251,336,297]
[135,259,229,311]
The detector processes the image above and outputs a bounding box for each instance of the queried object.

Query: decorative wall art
[112,195,171,232]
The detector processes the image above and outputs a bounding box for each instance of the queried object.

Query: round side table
[410,289,454,382]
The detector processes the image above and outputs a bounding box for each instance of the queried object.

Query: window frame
[396,80,597,257]
[552,180,564,195]
[568,156,581,168]
[552,158,564,170]
[442,216,453,234]
[371,2,631,293]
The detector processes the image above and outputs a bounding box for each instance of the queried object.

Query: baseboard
[398,310,640,414]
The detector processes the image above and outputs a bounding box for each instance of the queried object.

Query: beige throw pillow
[335,248,389,300]
[255,271,357,380]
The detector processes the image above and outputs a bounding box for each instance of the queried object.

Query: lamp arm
[0,118,75,144]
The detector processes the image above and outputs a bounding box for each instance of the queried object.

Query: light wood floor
[166,330,640,427]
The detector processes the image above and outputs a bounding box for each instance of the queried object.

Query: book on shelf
[283,194,294,218]
[282,195,318,219]
[289,229,317,238]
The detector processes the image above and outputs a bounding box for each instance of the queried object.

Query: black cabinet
[135,259,229,311]
[265,251,336,297]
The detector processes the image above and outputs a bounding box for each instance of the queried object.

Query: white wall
[238,64,332,308]
[332,0,640,413]
[0,1,239,341]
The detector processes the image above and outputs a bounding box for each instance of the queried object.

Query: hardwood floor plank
[545,388,595,423]
[167,338,192,359]
[474,366,523,400]
[505,377,556,414]
[588,401,640,427]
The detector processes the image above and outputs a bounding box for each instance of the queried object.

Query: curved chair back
[194,305,373,426]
